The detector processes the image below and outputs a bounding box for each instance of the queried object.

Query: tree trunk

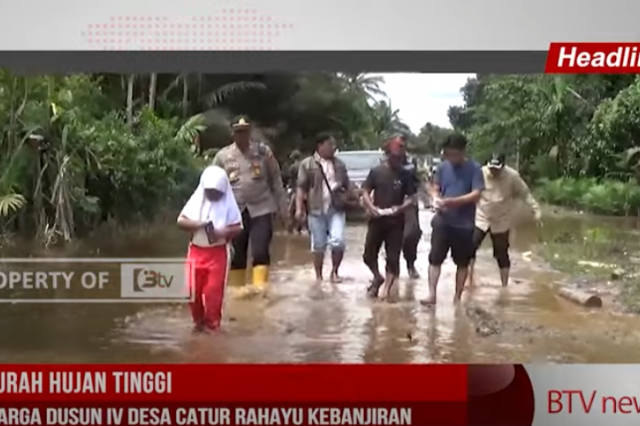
[126,74,135,125]
[196,74,203,104]
[182,74,189,117]
[558,287,602,308]
[148,73,157,111]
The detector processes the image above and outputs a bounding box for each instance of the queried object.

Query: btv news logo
[549,389,636,414]
[548,390,598,414]
[120,259,191,301]
[133,268,173,292]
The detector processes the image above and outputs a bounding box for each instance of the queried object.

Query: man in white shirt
[468,153,542,287]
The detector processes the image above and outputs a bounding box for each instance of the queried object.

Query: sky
[371,73,476,133]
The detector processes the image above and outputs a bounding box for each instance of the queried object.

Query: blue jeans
[308,209,346,253]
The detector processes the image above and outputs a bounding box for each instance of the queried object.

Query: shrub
[537,177,640,216]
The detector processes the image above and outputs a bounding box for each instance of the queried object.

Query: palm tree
[160,73,268,116]
[339,73,387,100]
[371,100,407,137]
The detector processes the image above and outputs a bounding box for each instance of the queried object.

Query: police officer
[212,116,289,296]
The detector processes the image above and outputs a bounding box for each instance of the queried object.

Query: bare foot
[330,273,343,283]
[379,283,390,300]
[408,267,420,279]
[453,293,463,303]
[420,295,437,306]
[315,277,323,285]
[381,286,396,303]
[367,276,384,298]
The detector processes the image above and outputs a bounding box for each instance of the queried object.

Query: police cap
[231,115,252,130]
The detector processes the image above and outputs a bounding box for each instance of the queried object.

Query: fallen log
[558,287,602,308]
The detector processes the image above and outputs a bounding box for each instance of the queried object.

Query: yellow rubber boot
[227,269,248,299]
[252,265,269,293]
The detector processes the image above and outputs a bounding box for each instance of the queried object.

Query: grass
[534,176,640,312]
[536,177,640,216]
[536,219,640,313]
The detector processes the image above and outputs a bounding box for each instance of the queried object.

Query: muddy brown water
[3,207,640,363]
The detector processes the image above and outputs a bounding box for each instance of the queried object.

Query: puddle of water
[2,207,640,362]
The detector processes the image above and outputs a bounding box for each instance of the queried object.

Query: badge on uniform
[251,160,263,178]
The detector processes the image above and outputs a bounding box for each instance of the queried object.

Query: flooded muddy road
[3,208,640,363]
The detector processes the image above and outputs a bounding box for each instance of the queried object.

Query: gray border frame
[0,51,546,73]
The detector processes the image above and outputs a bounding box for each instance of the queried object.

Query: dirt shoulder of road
[534,213,640,314]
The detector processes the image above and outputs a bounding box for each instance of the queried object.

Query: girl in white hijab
[177,166,242,333]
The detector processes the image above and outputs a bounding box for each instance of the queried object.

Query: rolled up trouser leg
[402,207,421,265]
[363,219,385,273]
[327,209,346,253]
[470,227,488,260]
[490,230,511,269]
[385,217,405,276]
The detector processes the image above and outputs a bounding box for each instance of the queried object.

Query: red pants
[187,244,229,331]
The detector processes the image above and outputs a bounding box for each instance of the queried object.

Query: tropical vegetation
[0,72,418,244]
[4,71,640,246]
[448,74,640,216]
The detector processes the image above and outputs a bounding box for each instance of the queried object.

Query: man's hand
[367,207,380,217]
[279,210,291,228]
[440,198,457,208]
[534,212,543,227]
[295,208,306,223]
[432,197,444,210]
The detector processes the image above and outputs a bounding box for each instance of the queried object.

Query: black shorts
[363,216,405,275]
[471,227,511,268]
[472,227,510,253]
[428,217,474,267]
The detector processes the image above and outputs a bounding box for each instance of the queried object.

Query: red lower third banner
[0,364,536,426]
[0,403,464,426]
[546,42,640,73]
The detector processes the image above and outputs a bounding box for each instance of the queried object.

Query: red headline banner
[0,403,465,426]
[0,364,536,426]
[0,364,466,402]
[546,42,640,73]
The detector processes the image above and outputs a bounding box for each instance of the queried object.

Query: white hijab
[180,166,242,230]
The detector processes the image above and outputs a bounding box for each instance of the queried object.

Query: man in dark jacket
[402,153,422,278]
[362,136,416,298]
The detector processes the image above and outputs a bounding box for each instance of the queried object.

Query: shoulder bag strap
[314,160,334,194]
